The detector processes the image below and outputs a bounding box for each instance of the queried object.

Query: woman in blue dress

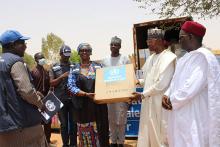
[68,43,109,147]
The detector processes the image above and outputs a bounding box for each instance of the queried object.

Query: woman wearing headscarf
[67,43,109,147]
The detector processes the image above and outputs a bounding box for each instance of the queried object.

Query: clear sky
[1,0,220,60]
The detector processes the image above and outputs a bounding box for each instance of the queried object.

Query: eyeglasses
[79,49,91,53]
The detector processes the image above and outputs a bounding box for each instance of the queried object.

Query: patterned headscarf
[77,43,92,53]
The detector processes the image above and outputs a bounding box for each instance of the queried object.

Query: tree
[0,45,2,54]
[70,50,80,63]
[41,33,80,64]
[41,33,64,64]
[133,0,220,19]
[23,53,35,69]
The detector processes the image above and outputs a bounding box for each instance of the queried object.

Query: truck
[133,16,192,69]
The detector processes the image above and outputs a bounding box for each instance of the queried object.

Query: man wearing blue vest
[0,30,47,147]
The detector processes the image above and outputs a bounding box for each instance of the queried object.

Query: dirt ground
[51,133,137,147]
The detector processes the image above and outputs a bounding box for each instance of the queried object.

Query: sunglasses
[79,49,91,53]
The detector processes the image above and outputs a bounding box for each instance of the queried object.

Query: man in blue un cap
[0,30,48,147]
[0,30,30,56]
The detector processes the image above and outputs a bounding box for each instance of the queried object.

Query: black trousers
[43,120,52,143]
[96,104,110,147]
[58,99,77,147]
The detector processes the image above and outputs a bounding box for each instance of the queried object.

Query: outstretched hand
[86,93,95,100]
[131,92,142,101]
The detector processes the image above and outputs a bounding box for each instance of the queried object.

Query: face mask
[38,58,46,66]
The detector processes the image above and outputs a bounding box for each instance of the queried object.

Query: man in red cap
[162,21,220,147]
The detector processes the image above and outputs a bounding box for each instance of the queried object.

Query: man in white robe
[102,36,131,147]
[163,21,220,147]
[133,28,176,147]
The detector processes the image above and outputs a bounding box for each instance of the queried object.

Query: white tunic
[166,47,220,147]
[102,54,131,125]
[137,50,176,147]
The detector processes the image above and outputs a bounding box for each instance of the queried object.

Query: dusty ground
[51,133,137,147]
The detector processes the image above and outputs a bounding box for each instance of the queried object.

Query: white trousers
[109,123,126,144]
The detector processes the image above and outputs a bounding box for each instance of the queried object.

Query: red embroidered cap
[181,21,206,37]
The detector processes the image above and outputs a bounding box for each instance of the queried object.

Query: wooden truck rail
[133,16,192,69]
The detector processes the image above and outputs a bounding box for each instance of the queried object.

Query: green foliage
[134,0,220,19]
[41,33,64,64]
[0,45,2,54]
[23,53,35,69]
[41,33,81,64]
[70,50,80,63]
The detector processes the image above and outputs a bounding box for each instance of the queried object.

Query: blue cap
[60,44,71,57]
[0,30,30,45]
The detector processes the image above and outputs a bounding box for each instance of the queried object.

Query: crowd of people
[0,20,220,147]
